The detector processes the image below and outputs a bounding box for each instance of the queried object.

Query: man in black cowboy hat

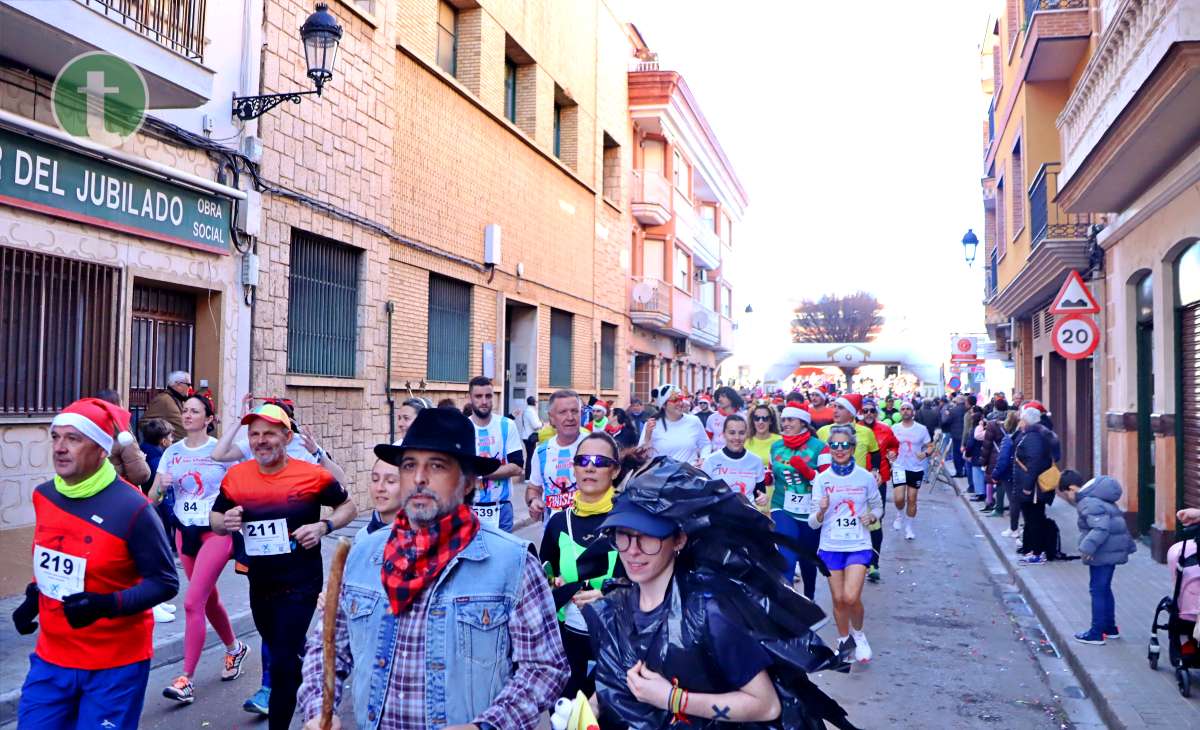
[296,408,567,730]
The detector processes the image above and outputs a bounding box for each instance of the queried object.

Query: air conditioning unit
[674,337,691,356]
[695,269,709,283]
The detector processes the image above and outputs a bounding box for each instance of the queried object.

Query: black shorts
[892,470,925,488]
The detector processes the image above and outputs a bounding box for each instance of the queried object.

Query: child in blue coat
[1059,471,1137,644]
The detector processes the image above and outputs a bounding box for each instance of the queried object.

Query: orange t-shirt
[214,458,347,588]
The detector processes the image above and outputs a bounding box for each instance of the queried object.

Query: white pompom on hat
[50,397,133,454]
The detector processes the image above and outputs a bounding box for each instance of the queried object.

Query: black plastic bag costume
[582,457,859,729]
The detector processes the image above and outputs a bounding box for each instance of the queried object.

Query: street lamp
[744,304,754,314]
[232,3,344,121]
[961,229,979,267]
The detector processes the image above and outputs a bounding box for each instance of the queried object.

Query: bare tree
[791,292,885,343]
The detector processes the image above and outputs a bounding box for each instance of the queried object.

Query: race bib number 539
[33,545,86,601]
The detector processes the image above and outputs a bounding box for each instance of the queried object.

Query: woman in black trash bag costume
[582,457,860,729]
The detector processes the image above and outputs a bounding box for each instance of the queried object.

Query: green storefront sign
[0,125,232,254]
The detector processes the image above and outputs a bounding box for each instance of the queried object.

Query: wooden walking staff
[320,538,352,730]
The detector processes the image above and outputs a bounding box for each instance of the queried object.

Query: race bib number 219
[33,545,86,601]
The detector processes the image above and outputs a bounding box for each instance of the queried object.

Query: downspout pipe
[386,300,395,443]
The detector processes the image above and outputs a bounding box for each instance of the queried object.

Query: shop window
[436,1,458,76]
[550,308,573,387]
[0,246,119,414]
[288,230,360,377]
[601,322,617,390]
[427,274,472,382]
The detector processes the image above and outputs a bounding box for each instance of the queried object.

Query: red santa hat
[1023,400,1047,413]
[780,401,812,424]
[834,394,863,419]
[50,397,134,454]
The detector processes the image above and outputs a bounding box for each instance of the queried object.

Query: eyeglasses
[612,531,664,555]
[861,408,876,414]
[752,415,771,422]
[828,442,854,450]
[573,454,619,469]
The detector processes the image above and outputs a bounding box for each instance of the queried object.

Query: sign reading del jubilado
[0,126,232,254]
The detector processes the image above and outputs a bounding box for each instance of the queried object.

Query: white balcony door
[643,239,664,281]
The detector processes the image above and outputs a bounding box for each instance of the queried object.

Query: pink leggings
[176,530,236,676]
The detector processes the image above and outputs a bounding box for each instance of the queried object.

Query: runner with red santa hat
[15,398,179,729]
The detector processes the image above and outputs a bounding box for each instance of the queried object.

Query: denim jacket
[340,524,531,729]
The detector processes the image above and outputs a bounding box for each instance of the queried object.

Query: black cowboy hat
[374,408,501,475]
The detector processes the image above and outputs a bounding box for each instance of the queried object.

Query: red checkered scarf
[381,503,480,615]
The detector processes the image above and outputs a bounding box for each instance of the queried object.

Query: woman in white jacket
[810,424,884,666]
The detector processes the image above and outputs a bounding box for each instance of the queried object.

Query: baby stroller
[1148,526,1200,696]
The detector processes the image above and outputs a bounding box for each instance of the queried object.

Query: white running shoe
[160,603,177,613]
[905,524,916,541]
[1000,528,1014,538]
[153,604,176,623]
[852,631,872,662]
[892,514,904,531]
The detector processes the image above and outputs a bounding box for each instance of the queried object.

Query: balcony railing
[630,277,671,319]
[674,192,721,270]
[77,0,207,61]
[630,170,672,226]
[1024,0,1087,27]
[690,303,720,347]
[1028,162,1093,248]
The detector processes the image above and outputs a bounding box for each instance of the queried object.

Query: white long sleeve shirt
[808,465,885,553]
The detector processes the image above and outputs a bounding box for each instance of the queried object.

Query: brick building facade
[251,0,635,504]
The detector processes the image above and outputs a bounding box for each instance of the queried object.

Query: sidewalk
[961,479,1200,728]
[0,501,537,725]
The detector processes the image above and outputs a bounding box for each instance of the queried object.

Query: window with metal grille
[550,308,573,387]
[427,274,472,382]
[0,246,119,414]
[287,230,360,377]
[600,322,617,390]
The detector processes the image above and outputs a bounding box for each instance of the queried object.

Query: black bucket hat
[374,408,501,475]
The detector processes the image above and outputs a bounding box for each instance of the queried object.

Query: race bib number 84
[33,545,86,601]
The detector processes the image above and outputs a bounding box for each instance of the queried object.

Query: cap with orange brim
[240,403,292,430]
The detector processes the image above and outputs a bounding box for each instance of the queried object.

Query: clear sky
[614,0,995,371]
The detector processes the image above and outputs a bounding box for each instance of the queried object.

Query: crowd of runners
[16,373,978,729]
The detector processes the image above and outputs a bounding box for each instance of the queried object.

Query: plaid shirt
[297,551,567,729]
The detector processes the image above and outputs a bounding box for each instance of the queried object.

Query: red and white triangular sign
[1049,271,1100,315]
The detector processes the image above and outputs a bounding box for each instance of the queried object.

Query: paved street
[0,486,1116,729]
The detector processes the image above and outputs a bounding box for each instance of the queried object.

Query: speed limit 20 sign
[1052,315,1100,359]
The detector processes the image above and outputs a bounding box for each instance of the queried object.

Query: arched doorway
[1177,240,1200,510]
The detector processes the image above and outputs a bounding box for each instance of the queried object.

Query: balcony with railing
[674,191,721,270]
[1022,0,1090,82]
[690,303,720,348]
[1028,162,1094,248]
[630,277,689,337]
[630,170,672,227]
[79,0,207,61]
[0,0,214,107]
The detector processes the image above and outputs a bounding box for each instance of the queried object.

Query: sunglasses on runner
[612,530,664,555]
[752,415,771,422]
[828,442,854,450]
[861,408,876,414]
[573,454,619,469]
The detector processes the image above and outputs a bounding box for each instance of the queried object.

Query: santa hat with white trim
[780,401,811,425]
[50,397,134,454]
[834,393,863,419]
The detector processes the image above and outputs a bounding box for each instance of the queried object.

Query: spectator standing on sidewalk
[1013,407,1058,565]
[145,371,192,441]
[963,405,985,501]
[941,396,967,478]
[1058,471,1136,644]
[516,395,543,480]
